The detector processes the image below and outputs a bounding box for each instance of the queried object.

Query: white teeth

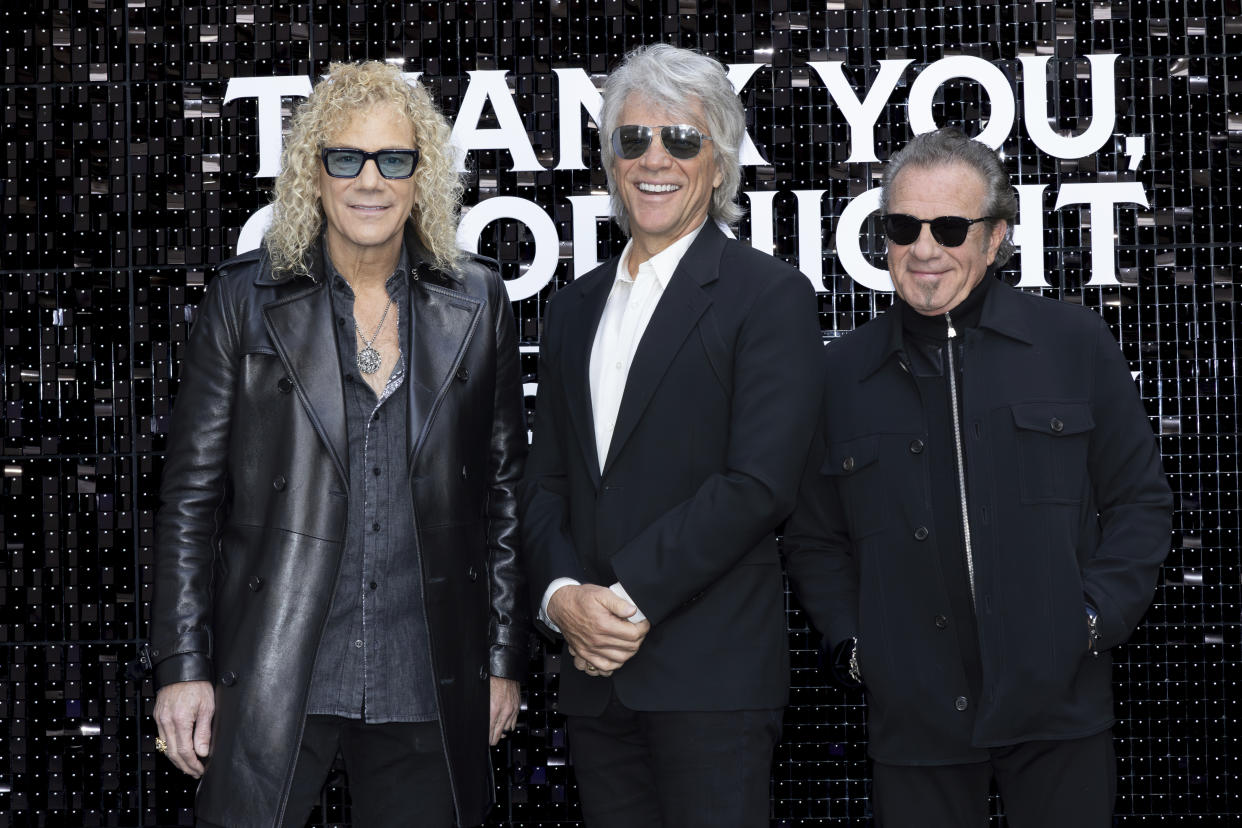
[637,182,679,193]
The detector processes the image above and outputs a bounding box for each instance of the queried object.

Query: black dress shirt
[305,245,438,723]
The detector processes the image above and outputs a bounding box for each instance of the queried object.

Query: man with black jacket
[786,127,1172,827]
[148,61,528,828]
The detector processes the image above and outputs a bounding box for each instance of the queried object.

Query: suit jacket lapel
[262,282,349,486]
[406,276,484,464]
[601,224,724,475]
[563,266,614,486]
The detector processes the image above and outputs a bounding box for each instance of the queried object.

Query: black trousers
[872,728,1116,828]
[280,715,454,828]
[566,688,783,828]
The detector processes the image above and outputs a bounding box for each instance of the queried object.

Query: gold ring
[155,736,168,754]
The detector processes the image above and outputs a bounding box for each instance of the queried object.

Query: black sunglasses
[883,213,996,247]
[611,124,714,160]
[321,147,420,179]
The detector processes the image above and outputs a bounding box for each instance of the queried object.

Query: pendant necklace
[355,295,394,375]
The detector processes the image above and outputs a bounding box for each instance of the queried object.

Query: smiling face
[612,94,723,268]
[886,161,1008,316]
[317,104,419,270]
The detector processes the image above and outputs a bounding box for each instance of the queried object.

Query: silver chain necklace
[355,296,394,375]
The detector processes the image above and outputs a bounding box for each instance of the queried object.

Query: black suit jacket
[519,222,823,716]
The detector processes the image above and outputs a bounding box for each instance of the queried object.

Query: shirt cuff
[609,582,646,623]
[539,578,580,634]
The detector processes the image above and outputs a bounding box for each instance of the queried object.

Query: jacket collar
[862,270,1036,379]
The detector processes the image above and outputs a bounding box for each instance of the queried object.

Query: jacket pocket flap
[821,436,880,476]
[1010,402,1094,436]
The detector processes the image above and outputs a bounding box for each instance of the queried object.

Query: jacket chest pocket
[822,436,887,539]
[1010,402,1094,504]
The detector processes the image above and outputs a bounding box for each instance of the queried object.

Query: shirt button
[615,361,623,370]
[914,526,929,541]
[934,614,948,629]
[955,696,969,711]
[372,522,381,531]
[354,640,364,649]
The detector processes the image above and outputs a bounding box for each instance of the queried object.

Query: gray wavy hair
[599,44,745,235]
[880,127,1018,266]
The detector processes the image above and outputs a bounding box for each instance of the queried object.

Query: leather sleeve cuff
[489,642,530,682]
[153,653,213,689]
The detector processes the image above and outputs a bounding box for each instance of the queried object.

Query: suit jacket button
[909,439,924,454]
[467,565,478,582]
[277,377,293,394]
[1050,417,1064,433]
[842,456,855,472]
[934,614,948,629]
[221,671,237,687]
[954,695,969,711]
[914,526,929,541]
[248,576,263,592]
[272,475,287,491]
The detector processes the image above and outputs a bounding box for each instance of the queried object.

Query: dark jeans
[872,728,1116,828]
[566,688,783,828]
[280,715,454,828]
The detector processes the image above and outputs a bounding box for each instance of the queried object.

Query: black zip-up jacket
[786,278,1172,764]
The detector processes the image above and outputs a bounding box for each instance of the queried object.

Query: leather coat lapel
[406,277,484,464]
[601,225,724,475]
[262,282,349,486]
[563,267,614,485]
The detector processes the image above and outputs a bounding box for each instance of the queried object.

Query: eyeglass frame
[320,147,421,179]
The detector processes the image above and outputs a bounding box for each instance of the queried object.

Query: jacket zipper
[945,311,977,610]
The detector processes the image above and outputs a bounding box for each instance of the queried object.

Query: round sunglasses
[610,124,713,160]
[883,213,997,247]
[321,147,420,179]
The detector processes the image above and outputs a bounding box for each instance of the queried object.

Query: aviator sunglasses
[321,147,420,179]
[611,124,714,160]
[883,213,996,247]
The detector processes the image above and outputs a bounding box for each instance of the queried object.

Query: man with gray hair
[786,127,1172,826]
[520,43,821,826]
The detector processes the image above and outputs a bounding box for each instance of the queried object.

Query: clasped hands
[546,583,650,678]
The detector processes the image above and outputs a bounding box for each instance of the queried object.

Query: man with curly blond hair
[149,61,529,827]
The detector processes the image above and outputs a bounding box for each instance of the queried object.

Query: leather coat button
[221,671,237,687]
[909,439,924,454]
[248,576,263,592]
[914,526,929,541]
[1050,417,1064,433]
[277,377,293,394]
[954,695,969,711]
[842,456,855,472]
[934,614,948,629]
[272,475,287,491]
[461,465,469,480]
[467,565,478,582]
[479,665,489,680]
[456,366,469,381]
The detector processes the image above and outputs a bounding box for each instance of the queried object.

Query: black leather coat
[149,227,529,827]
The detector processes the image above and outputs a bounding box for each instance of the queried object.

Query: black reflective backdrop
[1,1,1238,826]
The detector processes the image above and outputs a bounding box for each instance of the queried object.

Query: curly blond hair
[266,61,464,276]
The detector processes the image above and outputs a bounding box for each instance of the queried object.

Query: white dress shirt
[540,221,708,630]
